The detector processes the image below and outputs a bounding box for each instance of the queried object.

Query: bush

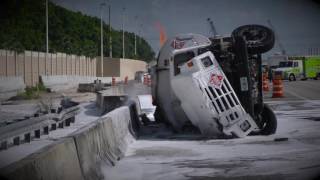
[15,82,47,100]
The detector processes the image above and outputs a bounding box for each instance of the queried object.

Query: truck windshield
[279,61,293,68]
[174,51,195,75]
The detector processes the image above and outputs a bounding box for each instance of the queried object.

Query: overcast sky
[52,0,320,56]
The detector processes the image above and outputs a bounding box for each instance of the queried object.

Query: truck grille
[193,66,257,136]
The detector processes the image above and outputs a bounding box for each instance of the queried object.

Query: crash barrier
[262,73,269,92]
[272,75,284,98]
[77,79,111,93]
[0,106,138,180]
[0,103,80,151]
[0,76,26,101]
[96,87,128,115]
[40,75,112,92]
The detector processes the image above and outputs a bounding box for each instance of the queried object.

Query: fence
[0,49,97,87]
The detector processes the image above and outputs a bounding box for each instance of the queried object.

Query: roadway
[264,79,320,101]
[102,80,320,180]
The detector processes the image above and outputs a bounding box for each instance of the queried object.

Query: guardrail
[0,104,80,151]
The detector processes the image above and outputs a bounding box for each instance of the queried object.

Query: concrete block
[106,107,135,158]
[71,106,136,180]
[40,75,112,92]
[0,138,84,180]
[72,120,114,180]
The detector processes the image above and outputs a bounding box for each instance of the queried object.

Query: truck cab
[274,60,303,81]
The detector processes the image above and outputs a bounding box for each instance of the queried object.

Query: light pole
[122,7,125,59]
[46,0,49,75]
[134,16,137,57]
[100,2,106,77]
[139,23,143,44]
[108,2,112,58]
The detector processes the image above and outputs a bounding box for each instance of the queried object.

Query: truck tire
[232,25,275,55]
[260,104,277,135]
[289,74,296,81]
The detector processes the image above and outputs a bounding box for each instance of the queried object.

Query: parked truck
[273,56,320,81]
[151,25,277,138]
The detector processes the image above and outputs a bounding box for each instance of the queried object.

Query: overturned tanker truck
[151,25,277,138]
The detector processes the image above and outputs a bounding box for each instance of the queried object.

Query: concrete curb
[0,106,139,180]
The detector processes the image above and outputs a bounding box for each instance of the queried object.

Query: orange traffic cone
[124,76,128,85]
[272,75,284,98]
[147,75,151,86]
[262,73,269,92]
[143,74,147,85]
[112,77,116,86]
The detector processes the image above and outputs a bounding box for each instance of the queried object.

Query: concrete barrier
[0,76,25,101]
[0,138,84,180]
[72,107,135,180]
[0,105,138,180]
[40,75,112,92]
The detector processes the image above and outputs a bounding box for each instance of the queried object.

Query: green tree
[0,0,155,61]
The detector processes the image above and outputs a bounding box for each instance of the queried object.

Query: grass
[15,82,47,100]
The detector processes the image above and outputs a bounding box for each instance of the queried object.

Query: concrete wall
[0,49,97,87]
[40,75,112,92]
[0,106,137,180]
[97,57,147,81]
[0,76,26,101]
[96,57,120,78]
[120,59,147,80]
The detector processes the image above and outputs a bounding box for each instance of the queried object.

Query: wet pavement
[101,80,320,180]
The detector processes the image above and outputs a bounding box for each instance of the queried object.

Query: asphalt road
[264,79,320,101]
[102,80,320,180]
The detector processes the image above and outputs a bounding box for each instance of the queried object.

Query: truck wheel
[260,104,277,135]
[232,24,275,54]
[289,74,296,81]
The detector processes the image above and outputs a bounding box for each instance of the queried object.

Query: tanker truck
[151,25,277,138]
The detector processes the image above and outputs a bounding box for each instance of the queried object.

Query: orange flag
[155,22,167,47]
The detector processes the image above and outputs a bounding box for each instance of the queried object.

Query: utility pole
[122,7,125,59]
[267,19,286,55]
[46,0,49,75]
[108,2,112,58]
[138,23,143,44]
[207,18,218,37]
[134,16,138,57]
[100,2,106,77]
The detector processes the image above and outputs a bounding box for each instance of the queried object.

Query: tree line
[0,0,155,61]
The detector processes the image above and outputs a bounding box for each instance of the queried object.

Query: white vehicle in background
[151,25,277,138]
[274,56,320,81]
